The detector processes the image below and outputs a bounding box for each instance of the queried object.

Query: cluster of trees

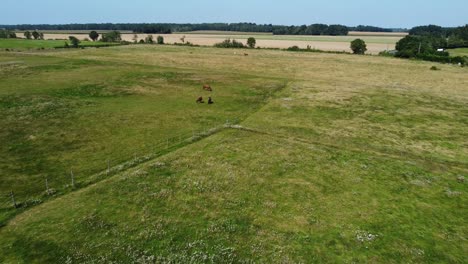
[0,23,353,36]
[101,31,121,42]
[408,24,468,48]
[214,39,246,48]
[23,31,44,40]
[393,24,468,65]
[0,29,16,38]
[140,35,164,44]
[214,37,257,49]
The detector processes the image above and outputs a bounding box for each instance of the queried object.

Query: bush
[173,42,198,47]
[287,46,300,51]
[430,66,440,71]
[145,35,154,44]
[69,36,80,48]
[101,31,121,42]
[379,50,397,57]
[214,39,245,48]
[350,39,367,54]
[157,36,164,44]
[0,30,16,39]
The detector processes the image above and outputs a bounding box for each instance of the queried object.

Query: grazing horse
[196,96,205,103]
[203,84,212,91]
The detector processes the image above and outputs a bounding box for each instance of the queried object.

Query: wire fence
[1,119,239,211]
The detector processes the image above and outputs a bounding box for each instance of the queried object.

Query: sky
[1,0,467,28]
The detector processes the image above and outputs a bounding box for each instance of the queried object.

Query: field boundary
[0,122,232,226]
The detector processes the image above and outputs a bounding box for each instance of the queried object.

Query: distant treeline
[349,25,393,32]
[1,23,356,35]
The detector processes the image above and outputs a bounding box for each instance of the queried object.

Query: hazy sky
[1,0,467,28]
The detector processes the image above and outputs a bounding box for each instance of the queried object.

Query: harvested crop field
[32,31,404,53]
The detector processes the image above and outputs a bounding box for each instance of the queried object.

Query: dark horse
[196,96,205,103]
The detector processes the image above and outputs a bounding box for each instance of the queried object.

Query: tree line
[0,23,353,35]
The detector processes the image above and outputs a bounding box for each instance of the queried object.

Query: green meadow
[0,44,466,263]
[0,38,118,50]
[448,48,468,57]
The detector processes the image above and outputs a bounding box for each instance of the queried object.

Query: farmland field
[448,48,468,57]
[0,44,467,262]
[17,31,405,53]
[0,38,119,50]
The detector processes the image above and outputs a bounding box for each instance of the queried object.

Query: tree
[350,39,367,54]
[247,37,256,48]
[157,35,164,44]
[24,31,32,39]
[145,35,154,43]
[39,32,44,40]
[89,31,99,41]
[32,31,40,40]
[69,36,80,48]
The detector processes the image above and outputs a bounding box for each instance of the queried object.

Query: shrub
[145,35,154,44]
[101,31,121,42]
[139,39,145,44]
[0,30,17,39]
[350,39,367,54]
[214,39,245,48]
[430,66,440,71]
[287,46,300,51]
[69,36,80,48]
[157,36,164,44]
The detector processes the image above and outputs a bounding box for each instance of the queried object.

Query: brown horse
[196,96,205,103]
[203,84,212,92]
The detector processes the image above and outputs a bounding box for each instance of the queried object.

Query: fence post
[70,170,75,188]
[10,191,17,208]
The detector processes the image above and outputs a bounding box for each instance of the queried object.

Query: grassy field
[448,48,468,57]
[0,45,467,262]
[0,38,118,50]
